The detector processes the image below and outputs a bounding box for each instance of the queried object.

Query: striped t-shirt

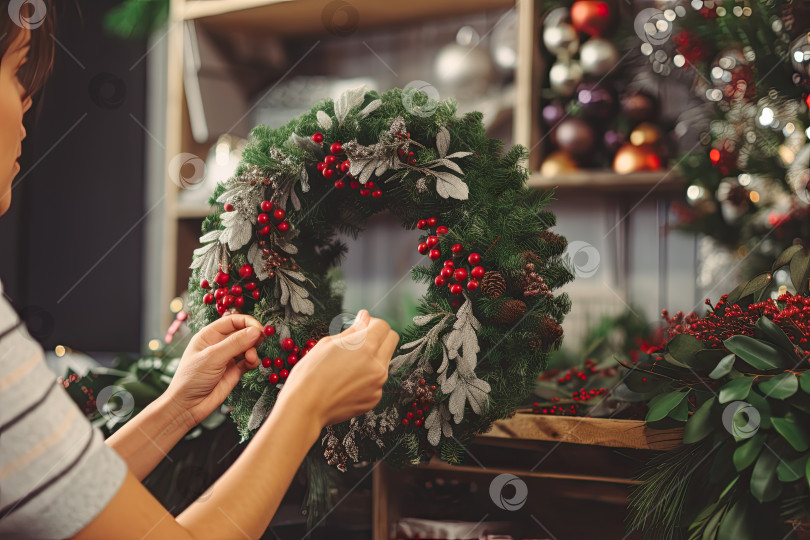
[0,281,127,539]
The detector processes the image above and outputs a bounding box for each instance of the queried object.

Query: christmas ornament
[576,82,617,123]
[543,22,579,57]
[542,101,566,127]
[629,123,662,146]
[613,143,662,174]
[435,26,497,99]
[621,92,656,123]
[554,118,595,158]
[548,60,584,97]
[540,151,579,176]
[789,33,810,86]
[707,48,756,103]
[570,1,611,37]
[579,38,619,76]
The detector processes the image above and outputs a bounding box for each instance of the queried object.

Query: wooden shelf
[528,170,682,193]
[184,0,515,36]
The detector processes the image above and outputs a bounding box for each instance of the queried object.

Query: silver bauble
[549,60,583,97]
[435,43,496,98]
[543,23,579,57]
[579,38,619,76]
[790,33,810,78]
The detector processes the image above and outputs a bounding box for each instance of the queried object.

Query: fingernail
[246,327,261,340]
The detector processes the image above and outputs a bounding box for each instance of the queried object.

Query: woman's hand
[166,314,265,427]
[277,309,399,427]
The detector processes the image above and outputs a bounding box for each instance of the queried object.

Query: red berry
[444,260,455,268]
[231,284,243,295]
[203,293,214,304]
[259,225,271,235]
[366,181,375,189]
[281,337,295,351]
[417,219,427,229]
[360,188,371,196]
[215,270,229,286]
[274,357,284,368]
[257,213,269,225]
[435,275,446,286]
[372,190,382,198]
[200,279,210,289]
[235,297,245,308]
[453,268,468,282]
[427,217,437,226]
[334,179,346,189]
[415,419,423,427]
[264,325,276,336]
[402,418,409,425]
[216,304,227,315]
[471,266,485,279]
[252,290,260,300]
[316,162,326,173]
[293,346,299,354]
[429,249,441,260]
[261,200,273,212]
[273,209,286,221]
[262,358,272,368]
[239,264,253,279]
[467,279,480,291]
[287,353,298,365]
[269,373,279,383]
[306,339,317,348]
[279,369,289,379]
[312,133,323,143]
[417,242,429,254]
[340,160,350,172]
[407,411,414,419]
[223,295,235,307]
[330,142,342,154]
[440,266,453,278]
[426,235,439,248]
[324,154,336,165]
[350,180,360,189]
[224,203,235,212]
[451,243,463,253]
[245,282,256,291]
[449,284,463,294]
[468,252,481,265]
[323,168,334,179]
[277,222,290,232]
[214,287,228,300]
[437,225,448,234]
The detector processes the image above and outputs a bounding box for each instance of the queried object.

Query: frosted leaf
[413,313,441,326]
[278,271,314,315]
[334,85,367,126]
[219,210,253,251]
[316,110,333,130]
[247,387,273,431]
[247,243,268,281]
[299,167,310,193]
[433,170,469,200]
[389,315,450,372]
[199,230,221,243]
[436,158,463,174]
[358,98,382,119]
[190,235,228,282]
[276,237,298,255]
[436,126,450,158]
[289,132,322,156]
[425,403,453,446]
[446,151,473,159]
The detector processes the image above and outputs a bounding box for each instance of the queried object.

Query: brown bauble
[540,151,578,177]
[621,92,656,123]
[554,118,595,159]
[570,0,611,37]
[613,143,663,174]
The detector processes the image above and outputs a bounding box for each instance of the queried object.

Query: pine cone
[538,316,564,345]
[482,270,506,298]
[495,299,527,325]
[310,323,330,341]
[540,230,568,252]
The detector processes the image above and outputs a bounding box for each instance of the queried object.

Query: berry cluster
[312,132,383,197]
[415,217,486,295]
[533,359,608,416]
[261,331,320,384]
[257,200,290,234]
[201,264,260,316]
[402,378,436,427]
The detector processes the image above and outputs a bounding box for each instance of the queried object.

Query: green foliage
[104,0,169,39]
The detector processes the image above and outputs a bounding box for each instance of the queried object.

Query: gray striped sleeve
[0,291,127,539]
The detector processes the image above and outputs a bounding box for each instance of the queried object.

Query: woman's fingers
[206,326,263,363]
[195,314,264,349]
[377,330,400,365]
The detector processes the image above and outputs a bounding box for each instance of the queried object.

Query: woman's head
[0,0,54,216]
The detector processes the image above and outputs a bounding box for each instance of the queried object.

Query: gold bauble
[613,143,662,174]
[629,123,662,146]
[540,151,579,176]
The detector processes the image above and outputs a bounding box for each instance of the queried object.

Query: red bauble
[239,264,253,279]
[449,284,463,295]
[200,279,210,289]
[471,265,485,279]
[451,243,462,253]
[330,142,342,154]
[571,1,611,37]
[231,284,243,296]
[440,266,453,278]
[252,290,261,300]
[334,179,346,189]
[277,222,290,232]
[426,235,439,248]
[273,208,286,221]
[427,217,437,226]
[417,219,427,229]
[324,154,336,165]
[264,325,276,336]
[224,203,234,212]
[203,293,214,304]
[323,168,334,179]
[257,213,269,225]
[466,279,480,291]
[281,337,295,351]
[262,357,272,368]
[429,249,441,260]
[453,268,468,282]
[435,275,446,286]
[279,369,289,379]
[467,252,481,265]
[268,373,279,383]
[372,190,382,198]
[215,270,229,286]
[417,242,429,254]
[261,200,273,212]
[312,132,324,143]
[274,357,284,368]
[436,225,448,234]
[259,225,271,235]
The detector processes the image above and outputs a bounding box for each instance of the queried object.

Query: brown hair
[0,0,54,97]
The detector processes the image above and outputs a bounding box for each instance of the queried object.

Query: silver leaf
[316,110,333,130]
[436,126,450,158]
[437,158,463,174]
[433,170,469,200]
[413,313,440,326]
[445,151,473,159]
[247,388,273,431]
[334,85,367,126]
[198,230,221,244]
[358,98,382,119]
[300,167,310,193]
[289,132,322,155]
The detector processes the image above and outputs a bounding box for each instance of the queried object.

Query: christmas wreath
[186,86,573,517]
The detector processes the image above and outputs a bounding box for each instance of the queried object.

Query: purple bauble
[554,118,595,158]
[542,101,566,127]
[576,83,617,123]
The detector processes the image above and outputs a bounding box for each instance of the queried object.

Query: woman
[0,5,398,539]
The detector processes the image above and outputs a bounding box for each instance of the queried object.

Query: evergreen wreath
[187,86,573,519]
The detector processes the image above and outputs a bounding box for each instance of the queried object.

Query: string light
[55,345,66,357]
[148,339,161,351]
